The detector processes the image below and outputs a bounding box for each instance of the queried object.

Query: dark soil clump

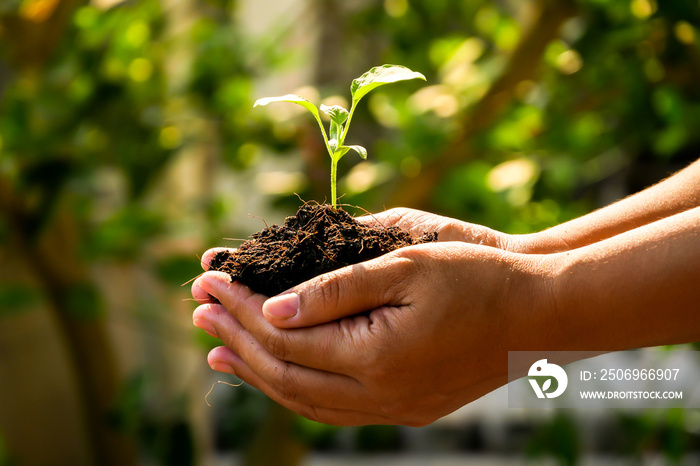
[209,203,437,296]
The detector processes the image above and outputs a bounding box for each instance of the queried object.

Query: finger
[195,295,373,411]
[356,207,421,226]
[193,303,224,338]
[357,208,503,245]
[261,249,416,328]
[207,346,245,375]
[195,272,373,373]
[191,275,221,304]
[356,208,441,236]
[206,346,400,426]
[200,247,237,271]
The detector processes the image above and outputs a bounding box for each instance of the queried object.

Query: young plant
[254,64,426,208]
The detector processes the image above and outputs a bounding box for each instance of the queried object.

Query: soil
[209,203,437,296]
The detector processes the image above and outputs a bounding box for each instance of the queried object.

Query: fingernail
[263,293,299,320]
[194,317,219,338]
[211,362,235,374]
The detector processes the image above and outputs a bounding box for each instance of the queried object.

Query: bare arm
[547,206,700,350]
[515,158,700,253]
[363,158,700,254]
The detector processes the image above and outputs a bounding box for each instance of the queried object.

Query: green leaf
[339,145,367,160]
[254,94,330,153]
[254,94,321,121]
[0,284,43,317]
[329,138,340,152]
[350,64,426,105]
[320,104,349,125]
[321,105,350,144]
[60,282,104,320]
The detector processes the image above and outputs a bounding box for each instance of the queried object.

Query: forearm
[547,206,700,351]
[514,158,700,253]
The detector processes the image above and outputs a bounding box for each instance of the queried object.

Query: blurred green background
[1,0,699,464]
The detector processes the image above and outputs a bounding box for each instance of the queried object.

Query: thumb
[262,251,413,328]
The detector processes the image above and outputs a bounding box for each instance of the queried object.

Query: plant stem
[339,102,356,143]
[329,102,358,209]
[330,156,338,209]
[315,119,334,159]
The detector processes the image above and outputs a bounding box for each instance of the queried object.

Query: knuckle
[484,226,509,250]
[315,330,336,360]
[276,364,301,402]
[388,244,423,263]
[383,248,423,292]
[263,329,289,361]
[308,272,343,309]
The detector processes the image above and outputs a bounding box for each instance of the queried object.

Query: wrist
[546,247,630,351]
[507,231,572,254]
[499,251,564,351]
[547,209,700,351]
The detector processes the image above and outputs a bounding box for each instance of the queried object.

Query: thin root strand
[205,380,244,407]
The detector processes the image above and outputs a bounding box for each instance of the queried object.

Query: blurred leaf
[0,284,43,317]
[87,207,164,260]
[61,282,104,320]
[654,125,688,157]
[293,417,339,451]
[355,425,403,452]
[155,256,202,287]
[0,432,11,466]
[194,327,221,351]
[660,408,687,462]
[526,413,580,465]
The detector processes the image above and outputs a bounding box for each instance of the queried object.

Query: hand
[356,207,550,254]
[356,207,514,249]
[364,158,700,255]
[191,242,555,426]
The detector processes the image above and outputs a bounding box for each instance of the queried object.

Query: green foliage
[110,373,195,466]
[354,424,403,452]
[212,383,271,451]
[616,409,693,463]
[254,64,425,208]
[0,432,11,466]
[61,282,104,321]
[293,417,339,451]
[155,255,202,287]
[350,65,426,107]
[2,0,700,462]
[87,206,165,260]
[526,413,581,465]
[0,284,43,317]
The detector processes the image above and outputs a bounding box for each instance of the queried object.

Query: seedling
[254,64,426,208]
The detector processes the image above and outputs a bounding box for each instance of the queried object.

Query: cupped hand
[356,207,545,253]
[357,207,506,246]
[191,242,555,426]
